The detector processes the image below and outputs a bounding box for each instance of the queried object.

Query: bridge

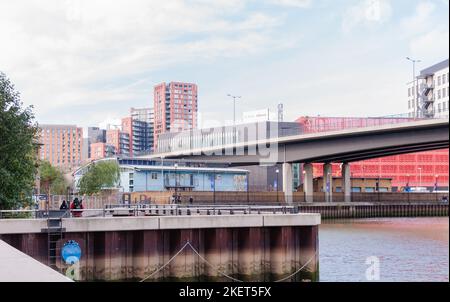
[142,118,449,203]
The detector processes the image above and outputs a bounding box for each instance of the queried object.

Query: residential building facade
[38,124,83,171]
[73,158,248,193]
[153,82,198,148]
[87,127,106,158]
[89,142,116,161]
[407,59,449,118]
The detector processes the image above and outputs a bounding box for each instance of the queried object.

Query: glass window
[438,76,441,86]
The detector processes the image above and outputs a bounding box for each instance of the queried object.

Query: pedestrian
[60,200,68,210]
[189,196,194,205]
[70,198,84,217]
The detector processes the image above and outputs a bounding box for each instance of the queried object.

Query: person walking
[60,200,68,210]
[189,196,194,205]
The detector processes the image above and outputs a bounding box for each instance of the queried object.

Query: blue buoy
[61,240,82,264]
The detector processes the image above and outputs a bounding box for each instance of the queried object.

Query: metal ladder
[47,215,64,271]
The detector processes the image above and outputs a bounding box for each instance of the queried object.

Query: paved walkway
[0,240,72,282]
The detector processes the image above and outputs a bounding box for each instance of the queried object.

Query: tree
[39,161,68,196]
[78,161,120,195]
[0,72,38,210]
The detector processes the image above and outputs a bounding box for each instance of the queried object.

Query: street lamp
[418,167,422,188]
[406,57,421,118]
[326,172,331,202]
[227,94,241,126]
[275,168,280,203]
[435,174,439,192]
[302,170,307,202]
[174,163,178,200]
[406,174,410,191]
[161,156,165,190]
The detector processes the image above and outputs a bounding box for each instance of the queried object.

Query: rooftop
[420,59,449,77]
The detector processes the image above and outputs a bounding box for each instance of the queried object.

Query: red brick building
[153,82,198,148]
[295,116,449,191]
[38,124,83,171]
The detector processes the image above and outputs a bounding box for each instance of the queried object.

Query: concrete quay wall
[0,214,320,282]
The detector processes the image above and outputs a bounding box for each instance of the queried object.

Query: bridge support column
[341,163,351,202]
[282,163,293,203]
[323,163,333,202]
[303,163,314,203]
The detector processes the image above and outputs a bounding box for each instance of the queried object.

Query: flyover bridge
[142,119,449,203]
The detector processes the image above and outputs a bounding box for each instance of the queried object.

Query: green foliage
[39,161,68,195]
[78,161,120,195]
[0,72,38,210]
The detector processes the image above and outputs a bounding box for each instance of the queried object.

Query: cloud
[400,1,449,63]
[342,0,392,33]
[269,0,312,8]
[400,1,435,34]
[0,0,287,125]
[409,28,450,62]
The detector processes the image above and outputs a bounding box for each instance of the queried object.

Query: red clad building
[153,82,198,148]
[295,116,449,191]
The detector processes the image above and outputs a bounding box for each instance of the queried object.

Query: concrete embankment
[297,202,448,219]
[0,213,320,282]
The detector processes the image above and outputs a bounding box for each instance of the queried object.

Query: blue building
[74,158,248,193]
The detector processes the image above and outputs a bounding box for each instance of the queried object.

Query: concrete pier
[0,213,320,282]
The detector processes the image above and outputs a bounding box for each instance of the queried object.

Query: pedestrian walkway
[0,240,72,282]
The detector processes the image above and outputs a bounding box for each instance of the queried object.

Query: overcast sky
[0,0,448,131]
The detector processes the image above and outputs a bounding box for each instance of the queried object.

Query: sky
[0,0,449,133]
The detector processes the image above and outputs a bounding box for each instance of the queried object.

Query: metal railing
[0,204,298,219]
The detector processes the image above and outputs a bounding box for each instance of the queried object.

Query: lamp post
[326,172,331,202]
[275,168,280,203]
[406,57,421,118]
[227,94,241,145]
[213,169,216,204]
[406,174,410,190]
[246,171,250,204]
[227,94,241,126]
[161,156,165,190]
[302,170,306,202]
[435,174,439,192]
[418,167,422,189]
[174,163,178,200]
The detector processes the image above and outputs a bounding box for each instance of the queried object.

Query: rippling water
[319,217,449,282]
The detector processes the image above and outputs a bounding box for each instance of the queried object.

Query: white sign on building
[242,109,278,123]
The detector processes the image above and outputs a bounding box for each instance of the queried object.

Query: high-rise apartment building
[124,107,155,155]
[407,59,449,118]
[153,82,198,147]
[38,124,83,171]
[106,129,130,157]
[87,127,106,158]
[90,142,116,160]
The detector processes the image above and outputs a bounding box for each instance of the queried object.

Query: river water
[319,217,449,282]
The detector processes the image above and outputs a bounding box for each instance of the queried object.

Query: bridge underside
[147,120,449,203]
[155,124,449,166]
